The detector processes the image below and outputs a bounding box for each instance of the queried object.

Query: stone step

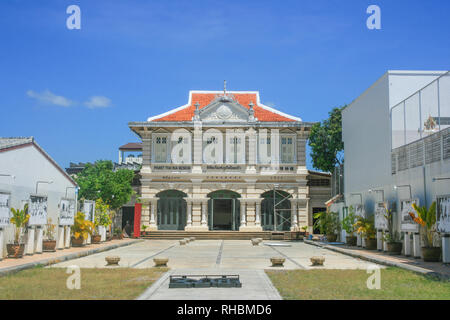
[139,231,304,240]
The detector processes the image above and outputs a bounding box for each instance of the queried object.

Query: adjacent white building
[336,70,450,259]
[0,137,78,258]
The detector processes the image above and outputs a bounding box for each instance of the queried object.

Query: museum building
[128,88,330,233]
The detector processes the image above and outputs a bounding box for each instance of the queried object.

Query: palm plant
[383,204,402,243]
[10,205,30,244]
[409,202,437,248]
[354,215,376,240]
[342,206,357,234]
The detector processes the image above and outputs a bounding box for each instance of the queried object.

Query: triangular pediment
[198,96,257,123]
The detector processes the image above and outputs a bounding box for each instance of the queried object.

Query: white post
[376,230,383,251]
[404,232,411,256]
[99,226,105,242]
[442,234,450,263]
[64,226,71,248]
[57,226,65,249]
[357,234,362,246]
[35,225,43,254]
[86,233,91,245]
[383,232,388,252]
[362,237,366,248]
[413,232,421,258]
[26,226,35,255]
[0,228,4,261]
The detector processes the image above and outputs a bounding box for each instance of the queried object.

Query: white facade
[340,70,450,246]
[0,138,77,258]
[129,90,327,233]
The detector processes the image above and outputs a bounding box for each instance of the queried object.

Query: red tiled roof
[149,92,298,122]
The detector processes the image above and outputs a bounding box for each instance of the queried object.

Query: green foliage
[10,205,30,243]
[354,215,376,240]
[75,160,135,210]
[313,211,340,235]
[308,106,345,172]
[71,211,94,240]
[410,202,437,248]
[94,198,112,227]
[341,206,357,234]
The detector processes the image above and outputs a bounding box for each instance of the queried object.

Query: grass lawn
[0,267,168,300]
[266,267,450,300]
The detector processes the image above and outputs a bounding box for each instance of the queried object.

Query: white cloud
[84,96,112,109]
[26,89,74,107]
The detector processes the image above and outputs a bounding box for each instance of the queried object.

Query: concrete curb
[0,239,143,277]
[304,240,449,281]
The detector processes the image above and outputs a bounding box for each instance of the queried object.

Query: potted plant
[7,205,30,258]
[383,205,403,255]
[71,211,94,247]
[113,228,123,240]
[141,224,148,236]
[354,215,377,250]
[43,218,57,252]
[313,211,340,242]
[91,216,101,244]
[409,202,441,262]
[95,199,112,242]
[342,206,357,246]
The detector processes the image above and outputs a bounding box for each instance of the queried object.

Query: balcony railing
[391,126,450,174]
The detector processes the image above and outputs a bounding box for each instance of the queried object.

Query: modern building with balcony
[336,70,450,258]
[129,88,329,233]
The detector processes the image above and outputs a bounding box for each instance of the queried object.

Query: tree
[308,106,345,172]
[75,160,135,211]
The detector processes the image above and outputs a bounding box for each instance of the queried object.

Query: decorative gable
[147,90,301,123]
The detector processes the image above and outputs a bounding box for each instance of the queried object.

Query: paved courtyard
[49,239,380,300]
[50,239,378,270]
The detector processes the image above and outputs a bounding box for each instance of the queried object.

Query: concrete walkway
[304,240,450,280]
[137,268,282,300]
[48,239,382,300]
[0,239,141,276]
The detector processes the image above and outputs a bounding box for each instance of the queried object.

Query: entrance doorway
[156,190,187,230]
[207,190,241,231]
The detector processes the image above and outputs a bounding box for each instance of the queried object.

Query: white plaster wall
[0,145,76,256]
[388,71,446,108]
[342,73,391,198]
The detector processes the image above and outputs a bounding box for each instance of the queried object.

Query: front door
[208,198,240,231]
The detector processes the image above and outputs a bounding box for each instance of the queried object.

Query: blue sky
[1,0,449,170]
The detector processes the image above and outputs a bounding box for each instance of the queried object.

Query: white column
[0,228,4,261]
[240,202,246,227]
[404,232,411,256]
[86,233,91,245]
[290,200,298,231]
[64,226,71,248]
[357,234,362,246]
[255,201,261,227]
[26,226,35,255]
[413,232,421,258]
[57,226,65,249]
[35,226,43,254]
[442,234,450,263]
[201,200,208,227]
[186,200,192,227]
[362,237,366,248]
[149,199,157,228]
